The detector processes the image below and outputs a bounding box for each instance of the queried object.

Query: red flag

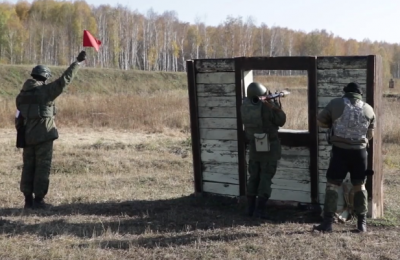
[83,30,101,51]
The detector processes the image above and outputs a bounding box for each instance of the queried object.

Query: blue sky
[7,0,400,43]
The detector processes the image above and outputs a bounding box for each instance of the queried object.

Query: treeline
[1,0,400,79]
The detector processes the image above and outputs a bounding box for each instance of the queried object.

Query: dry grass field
[0,67,399,259]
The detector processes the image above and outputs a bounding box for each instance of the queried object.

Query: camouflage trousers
[20,140,53,198]
[246,160,278,199]
[324,178,368,216]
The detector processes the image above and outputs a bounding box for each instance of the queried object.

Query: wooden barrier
[187,55,383,218]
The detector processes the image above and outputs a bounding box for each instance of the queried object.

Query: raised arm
[42,51,86,101]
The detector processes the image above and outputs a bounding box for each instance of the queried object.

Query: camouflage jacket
[241,99,287,161]
[317,92,375,149]
[15,61,81,146]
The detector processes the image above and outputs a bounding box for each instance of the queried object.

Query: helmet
[247,82,267,97]
[31,65,52,80]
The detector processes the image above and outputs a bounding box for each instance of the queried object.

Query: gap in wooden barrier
[253,70,309,131]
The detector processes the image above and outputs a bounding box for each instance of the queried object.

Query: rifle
[260,90,291,108]
[259,90,291,101]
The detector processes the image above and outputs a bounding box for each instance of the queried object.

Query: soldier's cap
[343,82,362,95]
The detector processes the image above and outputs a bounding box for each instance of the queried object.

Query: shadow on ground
[0,195,322,240]
[74,232,259,249]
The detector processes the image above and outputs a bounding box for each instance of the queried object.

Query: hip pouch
[254,133,270,152]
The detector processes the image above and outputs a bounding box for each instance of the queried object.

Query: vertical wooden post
[366,55,383,218]
[235,57,247,196]
[307,57,319,203]
[187,60,202,194]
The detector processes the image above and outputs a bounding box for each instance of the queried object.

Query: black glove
[76,51,86,62]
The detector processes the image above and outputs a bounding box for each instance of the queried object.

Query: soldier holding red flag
[15,51,87,209]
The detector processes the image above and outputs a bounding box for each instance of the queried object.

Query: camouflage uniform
[240,83,286,218]
[16,60,82,208]
[314,82,375,232]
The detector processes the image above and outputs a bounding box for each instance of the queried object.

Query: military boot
[246,196,256,217]
[313,213,334,232]
[33,197,50,209]
[357,214,367,232]
[23,193,33,209]
[254,197,268,219]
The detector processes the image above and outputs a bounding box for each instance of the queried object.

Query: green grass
[0,64,188,97]
[0,65,400,259]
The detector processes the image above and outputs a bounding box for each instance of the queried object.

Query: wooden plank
[203,172,239,184]
[199,118,237,129]
[367,55,383,218]
[278,155,310,169]
[281,146,310,156]
[200,140,238,151]
[199,129,238,140]
[374,55,383,218]
[279,129,309,134]
[318,183,326,193]
[197,96,236,107]
[235,57,247,196]
[196,72,235,84]
[241,56,310,71]
[319,157,330,170]
[318,96,366,108]
[197,84,236,97]
[317,56,368,70]
[198,107,236,118]
[203,182,239,196]
[319,171,327,183]
[187,60,202,194]
[274,168,311,181]
[244,155,310,169]
[271,179,310,192]
[317,69,367,84]
[319,133,328,142]
[308,57,319,203]
[201,149,238,163]
[317,82,367,97]
[319,145,332,158]
[195,59,235,72]
[319,170,328,175]
[246,167,310,182]
[270,189,311,203]
[319,140,330,147]
[203,163,238,174]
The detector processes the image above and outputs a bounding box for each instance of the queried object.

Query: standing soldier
[15,51,87,209]
[314,82,375,232]
[240,82,286,219]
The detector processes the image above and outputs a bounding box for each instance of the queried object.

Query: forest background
[1,1,400,259]
[1,0,400,83]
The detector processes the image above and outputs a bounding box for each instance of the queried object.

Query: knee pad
[326,182,340,192]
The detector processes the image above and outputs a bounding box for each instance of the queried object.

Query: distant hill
[0,65,188,98]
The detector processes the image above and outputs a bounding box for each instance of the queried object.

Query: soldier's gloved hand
[76,51,86,62]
